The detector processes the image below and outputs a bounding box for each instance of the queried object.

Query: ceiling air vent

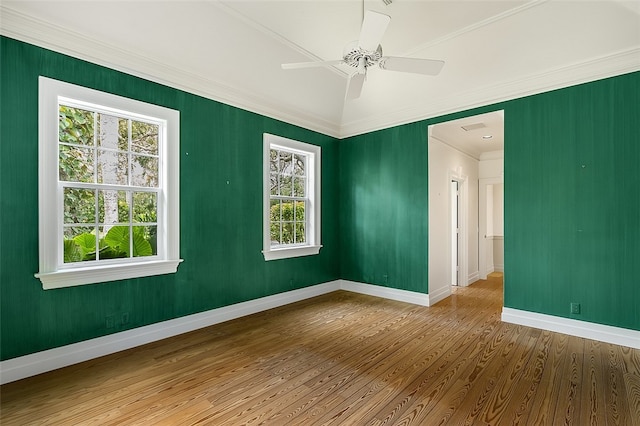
[382,0,393,5]
[461,122,486,131]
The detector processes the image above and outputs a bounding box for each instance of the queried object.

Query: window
[263,133,321,261]
[36,77,181,289]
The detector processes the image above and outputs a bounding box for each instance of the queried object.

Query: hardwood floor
[2,275,639,425]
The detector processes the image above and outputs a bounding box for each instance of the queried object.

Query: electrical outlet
[383,274,389,285]
[121,312,129,325]
[570,303,581,314]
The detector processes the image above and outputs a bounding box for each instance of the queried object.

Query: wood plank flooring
[2,275,639,425]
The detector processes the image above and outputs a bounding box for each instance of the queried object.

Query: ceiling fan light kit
[281,10,445,100]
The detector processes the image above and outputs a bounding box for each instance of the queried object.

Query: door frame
[479,176,503,279]
[449,169,468,286]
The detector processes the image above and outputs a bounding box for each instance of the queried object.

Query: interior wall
[505,72,639,330]
[2,37,638,364]
[339,124,429,293]
[428,138,479,293]
[341,72,638,331]
[0,37,341,361]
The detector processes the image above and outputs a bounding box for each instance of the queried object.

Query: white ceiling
[2,0,639,142]
[431,110,504,159]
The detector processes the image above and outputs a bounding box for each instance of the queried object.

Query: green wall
[504,72,639,330]
[340,72,639,331]
[0,37,340,360]
[2,36,638,362]
[339,123,430,293]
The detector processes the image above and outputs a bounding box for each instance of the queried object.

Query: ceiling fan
[281,10,445,100]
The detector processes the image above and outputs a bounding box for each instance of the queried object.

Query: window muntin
[37,77,181,289]
[59,104,161,265]
[263,134,321,261]
[269,148,308,247]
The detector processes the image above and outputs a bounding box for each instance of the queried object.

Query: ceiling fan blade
[281,59,344,70]
[358,10,391,52]
[379,57,445,75]
[345,73,365,100]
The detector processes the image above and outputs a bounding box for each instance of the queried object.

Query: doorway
[428,110,504,302]
[450,178,463,286]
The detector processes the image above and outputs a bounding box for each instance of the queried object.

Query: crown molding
[0,6,341,138]
[2,5,637,140]
[340,46,640,138]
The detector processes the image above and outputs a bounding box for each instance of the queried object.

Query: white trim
[0,281,342,385]
[262,133,321,261]
[37,77,181,288]
[36,260,183,290]
[5,282,636,384]
[3,6,637,140]
[467,271,480,285]
[449,170,468,287]
[427,285,451,306]
[0,280,433,384]
[0,7,341,138]
[339,48,640,138]
[479,176,504,280]
[340,280,430,307]
[502,307,640,350]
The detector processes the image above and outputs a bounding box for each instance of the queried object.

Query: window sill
[35,259,183,290]
[262,245,322,261]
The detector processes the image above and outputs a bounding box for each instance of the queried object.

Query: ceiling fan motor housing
[343,41,383,69]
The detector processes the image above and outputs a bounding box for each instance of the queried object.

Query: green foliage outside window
[59,105,159,263]
[270,201,306,245]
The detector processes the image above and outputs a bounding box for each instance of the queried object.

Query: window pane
[99,190,129,224]
[270,222,281,245]
[97,149,128,184]
[269,199,281,245]
[295,200,306,221]
[270,173,278,196]
[63,226,97,263]
[101,225,130,260]
[280,175,292,197]
[270,149,278,173]
[131,121,159,155]
[293,177,306,197]
[132,225,156,257]
[97,114,120,149]
[59,106,94,146]
[131,155,159,187]
[279,151,292,175]
[64,188,95,224]
[118,118,129,151]
[133,192,157,223]
[281,201,294,221]
[59,145,94,183]
[282,222,294,244]
[294,154,306,176]
[295,222,306,244]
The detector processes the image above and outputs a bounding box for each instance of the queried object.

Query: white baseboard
[426,285,450,305]
[493,264,504,272]
[467,271,480,285]
[339,280,430,306]
[0,281,341,385]
[1,280,433,384]
[502,307,640,349]
[6,284,637,384]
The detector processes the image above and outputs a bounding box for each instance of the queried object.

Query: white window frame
[263,133,321,261]
[36,77,182,289]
